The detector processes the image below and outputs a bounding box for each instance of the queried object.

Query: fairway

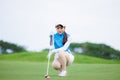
[0,61,120,80]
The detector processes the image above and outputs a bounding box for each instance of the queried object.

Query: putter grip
[50,34,53,46]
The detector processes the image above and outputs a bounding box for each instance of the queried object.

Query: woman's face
[56,26,65,34]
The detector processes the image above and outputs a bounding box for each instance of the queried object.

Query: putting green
[0,61,120,80]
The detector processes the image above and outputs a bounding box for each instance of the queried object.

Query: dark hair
[55,24,67,45]
[55,24,65,28]
[63,32,67,45]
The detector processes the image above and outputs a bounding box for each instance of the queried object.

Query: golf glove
[47,48,64,59]
[49,45,54,50]
[47,51,53,59]
[51,48,63,53]
[47,49,59,59]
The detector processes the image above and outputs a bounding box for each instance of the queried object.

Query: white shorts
[54,51,74,65]
[67,52,74,65]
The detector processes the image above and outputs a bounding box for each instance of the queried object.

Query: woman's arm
[61,36,72,50]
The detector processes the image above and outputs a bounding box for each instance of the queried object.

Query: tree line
[0,40,26,54]
[1,40,120,60]
[70,42,120,59]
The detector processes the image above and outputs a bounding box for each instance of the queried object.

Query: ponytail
[63,32,67,45]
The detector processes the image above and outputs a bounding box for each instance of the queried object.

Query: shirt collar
[57,32,64,36]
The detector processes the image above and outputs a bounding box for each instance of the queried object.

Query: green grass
[0,61,120,80]
[0,52,120,80]
[0,51,120,64]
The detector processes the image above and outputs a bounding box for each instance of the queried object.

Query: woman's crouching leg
[52,60,61,71]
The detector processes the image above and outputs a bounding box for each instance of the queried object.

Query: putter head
[45,75,50,80]
[45,75,48,78]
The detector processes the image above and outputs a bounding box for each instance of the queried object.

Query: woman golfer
[47,24,74,76]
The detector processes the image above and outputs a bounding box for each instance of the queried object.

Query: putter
[45,32,53,80]
[45,56,51,80]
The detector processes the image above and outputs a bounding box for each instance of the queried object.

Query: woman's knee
[58,50,64,53]
[52,61,61,70]
[57,50,65,57]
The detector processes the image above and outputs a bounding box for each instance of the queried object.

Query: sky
[0,0,120,51]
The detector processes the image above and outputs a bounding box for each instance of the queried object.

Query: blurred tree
[70,42,120,59]
[0,40,26,54]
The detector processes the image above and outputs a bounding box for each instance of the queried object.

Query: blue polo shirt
[54,32,70,51]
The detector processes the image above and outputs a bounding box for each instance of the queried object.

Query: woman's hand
[47,51,53,59]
